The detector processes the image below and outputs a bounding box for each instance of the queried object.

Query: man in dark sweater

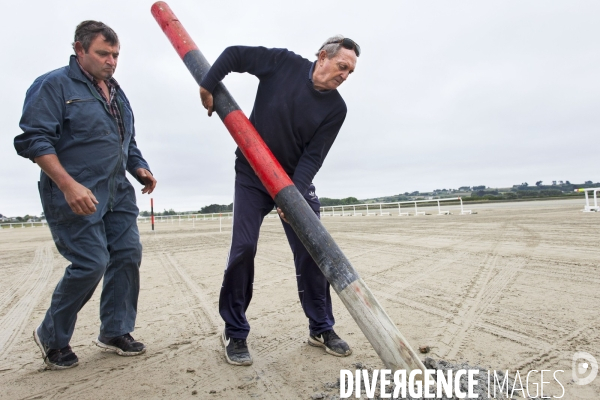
[200,35,360,366]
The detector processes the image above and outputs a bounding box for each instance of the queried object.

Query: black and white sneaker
[308,329,352,357]
[222,330,253,366]
[33,327,79,370]
[95,333,146,356]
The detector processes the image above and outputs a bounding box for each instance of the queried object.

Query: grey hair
[72,20,119,53]
[315,34,345,59]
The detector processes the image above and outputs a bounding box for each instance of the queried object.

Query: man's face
[313,47,357,91]
[75,35,119,81]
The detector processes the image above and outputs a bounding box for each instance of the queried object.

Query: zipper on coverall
[86,84,124,213]
[108,99,126,212]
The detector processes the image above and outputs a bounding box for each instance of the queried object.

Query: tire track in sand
[0,243,53,369]
[22,245,263,399]
[154,252,292,398]
[156,252,220,334]
[440,223,540,359]
[19,338,206,400]
[0,242,53,314]
[513,316,600,372]
[147,231,313,398]
[429,223,507,358]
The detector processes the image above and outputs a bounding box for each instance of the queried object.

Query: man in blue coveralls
[14,20,156,370]
[199,36,360,366]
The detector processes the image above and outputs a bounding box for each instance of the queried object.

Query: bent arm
[16,78,98,215]
[200,46,286,93]
[15,79,63,161]
[199,46,287,116]
[126,135,152,181]
[126,138,156,195]
[122,106,156,194]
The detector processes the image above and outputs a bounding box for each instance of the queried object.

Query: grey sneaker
[308,329,352,357]
[222,330,253,366]
[95,333,146,356]
[33,327,79,370]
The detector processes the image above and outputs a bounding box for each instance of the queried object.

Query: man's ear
[318,50,327,64]
[74,41,85,57]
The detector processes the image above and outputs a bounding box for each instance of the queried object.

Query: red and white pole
[150,198,155,231]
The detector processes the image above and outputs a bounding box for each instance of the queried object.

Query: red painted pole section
[150,3,198,59]
[223,111,293,198]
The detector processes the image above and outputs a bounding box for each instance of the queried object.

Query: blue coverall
[14,55,151,349]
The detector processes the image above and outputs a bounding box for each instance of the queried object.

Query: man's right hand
[200,86,214,117]
[34,154,99,216]
[62,180,99,215]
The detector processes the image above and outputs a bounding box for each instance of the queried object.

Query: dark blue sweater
[200,46,347,196]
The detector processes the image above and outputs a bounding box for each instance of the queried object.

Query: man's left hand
[277,207,289,223]
[200,86,214,117]
[137,168,157,194]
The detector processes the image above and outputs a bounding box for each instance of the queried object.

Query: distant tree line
[319,197,361,206]
[377,194,412,202]
[134,179,600,216]
[466,180,599,201]
[139,204,234,217]
[467,189,565,201]
[198,203,233,214]
[0,213,44,222]
[139,208,179,217]
[512,180,594,192]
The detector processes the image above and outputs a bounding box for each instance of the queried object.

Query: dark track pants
[220,177,334,339]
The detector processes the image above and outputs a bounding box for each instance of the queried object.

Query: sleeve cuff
[128,164,151,185]
[200,76,218,93]
[30,147,57,163]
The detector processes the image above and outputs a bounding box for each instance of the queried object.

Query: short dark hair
[73,20,119,52]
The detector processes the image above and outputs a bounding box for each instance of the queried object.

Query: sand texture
[0,199,598,399]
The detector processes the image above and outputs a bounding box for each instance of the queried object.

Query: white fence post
[459,197,472,215]
[575,188,600,212]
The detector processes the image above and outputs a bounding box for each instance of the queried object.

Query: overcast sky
[2,1,599,216]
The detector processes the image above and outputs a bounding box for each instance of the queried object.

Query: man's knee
[110,242,142,266]
[236,241,257,259]
[227,240,257,267]
[128,241,142,264]
[64,250,110,284]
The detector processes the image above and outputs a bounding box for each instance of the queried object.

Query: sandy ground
[0,198,598,399]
